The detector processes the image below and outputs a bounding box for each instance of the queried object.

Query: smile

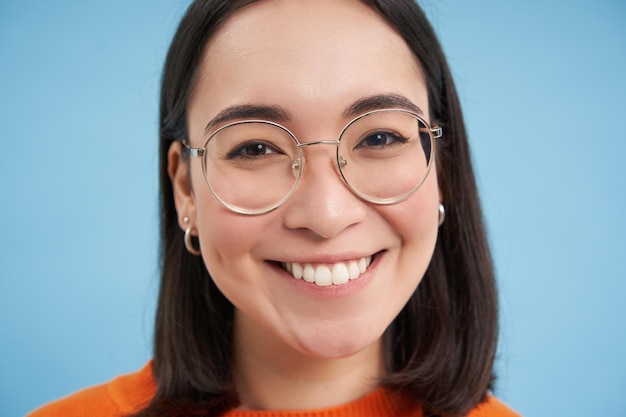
[281,256,373,287]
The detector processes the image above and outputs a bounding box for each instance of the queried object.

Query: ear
[168,141,196,231]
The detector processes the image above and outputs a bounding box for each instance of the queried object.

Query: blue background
[1,1,624,416]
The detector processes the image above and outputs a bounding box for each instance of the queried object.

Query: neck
[232,311,385,411]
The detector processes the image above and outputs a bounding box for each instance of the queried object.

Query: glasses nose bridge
[294,139,342,172]
[296,139,340,149]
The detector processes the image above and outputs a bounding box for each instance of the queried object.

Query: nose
[282,146,368,239]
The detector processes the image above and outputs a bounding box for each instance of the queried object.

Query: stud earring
[438,203,446,226]
[183,216,201,255]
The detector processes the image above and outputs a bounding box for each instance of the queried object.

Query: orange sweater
[28,362,521,417]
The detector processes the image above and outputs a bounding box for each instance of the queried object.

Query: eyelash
[226,141,282,160]
[355,131,409,148]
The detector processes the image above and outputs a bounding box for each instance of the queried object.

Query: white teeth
[315,266,332,286]
[303,264,315,282]
[332,263,349,285]
[282,256,373,287]
[358,257,367,273]
[348,261,360,280]
[292,262,303,279]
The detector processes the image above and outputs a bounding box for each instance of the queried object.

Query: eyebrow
[205,104,291,135]
[204,93,423,135]
[344,93,424,118]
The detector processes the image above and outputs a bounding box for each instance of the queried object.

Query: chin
[292,322,385,360]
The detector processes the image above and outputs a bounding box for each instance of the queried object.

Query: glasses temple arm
[431,126,443,139]
[181,141,205,157]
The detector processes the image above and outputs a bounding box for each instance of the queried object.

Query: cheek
[197,201,260,260]
[193,193,284,330]
[190,159,263,255]
[193,187,278,280]
[384,172,440,239]
[376,171,440,291]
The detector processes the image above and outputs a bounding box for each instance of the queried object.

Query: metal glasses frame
[183,108,443,215]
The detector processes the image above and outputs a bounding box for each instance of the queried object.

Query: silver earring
[183,216,201,255]
[438,203,446,226]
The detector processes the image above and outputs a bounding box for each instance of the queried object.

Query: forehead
[209,0,411,52]
[190,0,427,132]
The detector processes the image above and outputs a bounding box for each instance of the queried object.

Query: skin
[169,0,441,410]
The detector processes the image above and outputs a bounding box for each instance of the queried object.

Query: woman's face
[172,0,440,359]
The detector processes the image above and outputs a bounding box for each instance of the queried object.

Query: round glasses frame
[183,108,443,215]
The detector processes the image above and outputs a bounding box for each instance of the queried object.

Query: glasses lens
[203,121,300,214]
[337,110,433,203]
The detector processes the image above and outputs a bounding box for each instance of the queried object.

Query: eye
[356,131,408,148]
[226,141,280,159]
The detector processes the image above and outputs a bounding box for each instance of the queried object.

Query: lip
[269,251,383,298]
[274,251,379,265]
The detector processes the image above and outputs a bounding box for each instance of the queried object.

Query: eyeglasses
[184,108,442,215]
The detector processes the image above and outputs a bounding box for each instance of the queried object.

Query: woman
[30,0,520,416]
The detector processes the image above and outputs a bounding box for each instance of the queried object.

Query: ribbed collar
[109,361,422,417]
[223,388,423,417]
